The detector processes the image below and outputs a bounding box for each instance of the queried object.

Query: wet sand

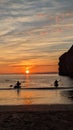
[0,104,73,130]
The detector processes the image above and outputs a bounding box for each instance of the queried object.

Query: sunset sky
[0,0,73,74]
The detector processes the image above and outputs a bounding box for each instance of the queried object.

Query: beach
[0,74,73,129]
[0,104,73,130]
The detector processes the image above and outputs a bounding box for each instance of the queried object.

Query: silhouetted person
[17,81,21,86]
[14,81,21,89]
[54,80,59,88]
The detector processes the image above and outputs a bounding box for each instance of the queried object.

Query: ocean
[0,73,73,105]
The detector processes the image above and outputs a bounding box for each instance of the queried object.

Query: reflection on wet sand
[66,90,73,100]
[16,89,21,96]
[16,89,33,105]
[23,91,33,105]
[61,89,73,102]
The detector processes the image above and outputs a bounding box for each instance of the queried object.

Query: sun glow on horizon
[25,69,30,74]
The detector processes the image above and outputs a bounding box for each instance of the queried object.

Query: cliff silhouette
[59,45,73,77]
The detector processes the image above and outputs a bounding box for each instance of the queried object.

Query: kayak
[14,86,21,89]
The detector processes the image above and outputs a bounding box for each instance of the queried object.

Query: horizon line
[0,72,58,75]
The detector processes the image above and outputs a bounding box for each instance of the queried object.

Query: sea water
[0,74,73,105]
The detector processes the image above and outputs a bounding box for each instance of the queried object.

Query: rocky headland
[59,45,73,77]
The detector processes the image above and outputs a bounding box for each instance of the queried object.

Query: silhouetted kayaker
[54,80,59,88]
[14,81,21,89]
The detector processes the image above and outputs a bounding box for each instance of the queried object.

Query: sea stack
[59,45,73,77]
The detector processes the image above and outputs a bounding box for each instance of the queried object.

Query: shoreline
[0,87,73,90]
[0,104,73,112]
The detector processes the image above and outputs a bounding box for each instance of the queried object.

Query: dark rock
[59,45,73,77]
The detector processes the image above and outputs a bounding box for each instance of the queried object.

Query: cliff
[59,45,73,77]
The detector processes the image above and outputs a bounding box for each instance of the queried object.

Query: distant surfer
[54,80,59,88]
[14,81,21,89]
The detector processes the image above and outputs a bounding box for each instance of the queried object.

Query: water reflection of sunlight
[25,74,30,88]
